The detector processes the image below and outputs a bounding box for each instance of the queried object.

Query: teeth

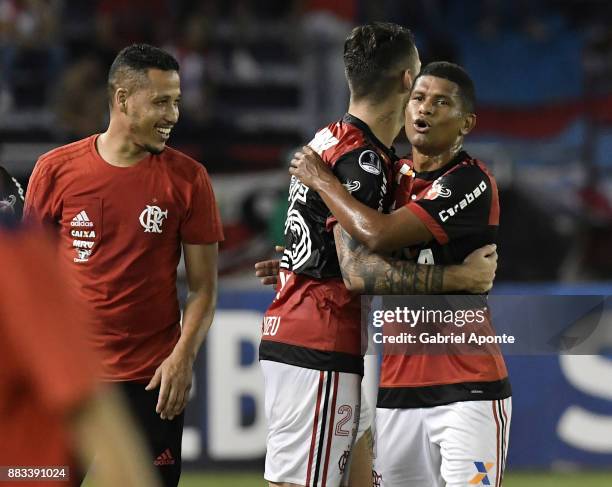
[156,127,171,136]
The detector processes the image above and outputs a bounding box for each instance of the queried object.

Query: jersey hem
[377,378,511,408]
[259,340,363,375]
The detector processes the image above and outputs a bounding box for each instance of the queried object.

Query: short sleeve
[407,165,493,245]
[22,159,59,227]
[0,232,98,414]
[180,165,224,244]
[326,147,388,230]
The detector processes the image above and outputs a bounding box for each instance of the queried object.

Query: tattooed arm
[334,225,497,294]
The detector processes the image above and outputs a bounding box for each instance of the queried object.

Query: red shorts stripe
[492,400,501,487]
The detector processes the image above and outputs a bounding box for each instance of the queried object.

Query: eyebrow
[152,94,182,101]
[411,91,456,99]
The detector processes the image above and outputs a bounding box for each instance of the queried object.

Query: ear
[115,88,128,113]
[461,113,476,136]
[401,69,415,93]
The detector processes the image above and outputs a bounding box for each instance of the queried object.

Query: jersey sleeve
[22,159,60,227]
[180,165,225,244]
[407,165,493,245]
[326,147,387,230]
[0,166,25,222]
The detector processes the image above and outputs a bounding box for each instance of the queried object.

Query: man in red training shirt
[24,43,224,487]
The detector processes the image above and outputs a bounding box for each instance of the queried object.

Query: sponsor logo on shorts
[154,448,176,466]
[359,150,381,175]
[469,461,494,485]
[439,180,487,222]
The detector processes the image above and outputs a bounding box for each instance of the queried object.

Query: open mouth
[413,118,431,133]
[156,126,172,140]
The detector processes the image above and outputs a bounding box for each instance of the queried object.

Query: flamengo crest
[140,205,168,233]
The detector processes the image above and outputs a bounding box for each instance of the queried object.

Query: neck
[347,96,405,148]
[96,118,148,168]
[412,138,463,172]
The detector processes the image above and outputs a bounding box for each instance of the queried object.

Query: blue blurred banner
[183,289,612,470]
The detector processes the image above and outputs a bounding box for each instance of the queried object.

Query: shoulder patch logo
[359,150,381,175]
[424,178,452,200]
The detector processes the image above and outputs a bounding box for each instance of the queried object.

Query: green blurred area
[174,471,612,486]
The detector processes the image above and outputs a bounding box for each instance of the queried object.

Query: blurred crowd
[1,0,611,136]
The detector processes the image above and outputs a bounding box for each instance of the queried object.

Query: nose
[419,100,433,116]
[165,104,179,124]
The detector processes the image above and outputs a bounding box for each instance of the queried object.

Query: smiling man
[24,44,224,487]
[290,61,510,487]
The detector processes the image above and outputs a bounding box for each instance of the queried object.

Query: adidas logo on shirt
[71,210,94,227]
[153,448,176,466]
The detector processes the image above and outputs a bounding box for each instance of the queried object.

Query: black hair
[344,22,418,103]
[107,43,179,105]
[415,61,476,112]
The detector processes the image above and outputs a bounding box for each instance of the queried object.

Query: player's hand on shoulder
[145,350,193,420]
[461,244,498,293]
[254,245,283,286]
[289,145,333,191]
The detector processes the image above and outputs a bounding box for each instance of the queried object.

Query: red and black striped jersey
[260,114,396,375]
[378,150,511,408]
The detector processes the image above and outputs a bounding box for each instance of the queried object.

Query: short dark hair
[107,43,179,105]
[344,22,418,102]
[415,61,476,113]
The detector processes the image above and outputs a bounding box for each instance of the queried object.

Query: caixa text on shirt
[438,180,487,222]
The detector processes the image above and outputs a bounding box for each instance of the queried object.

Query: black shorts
[118,381,184,487]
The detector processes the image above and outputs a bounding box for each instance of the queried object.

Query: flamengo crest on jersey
[139,205,168,233]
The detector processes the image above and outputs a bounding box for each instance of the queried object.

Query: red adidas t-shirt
[0,229,98,484]
[24,135,224,381]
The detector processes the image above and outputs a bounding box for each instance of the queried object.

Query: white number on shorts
[335,405,353,436]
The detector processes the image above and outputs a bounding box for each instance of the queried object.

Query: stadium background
[2,0,611,485]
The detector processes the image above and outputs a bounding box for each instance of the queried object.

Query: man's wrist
[172,341,197,364]
[443,264,468,293]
